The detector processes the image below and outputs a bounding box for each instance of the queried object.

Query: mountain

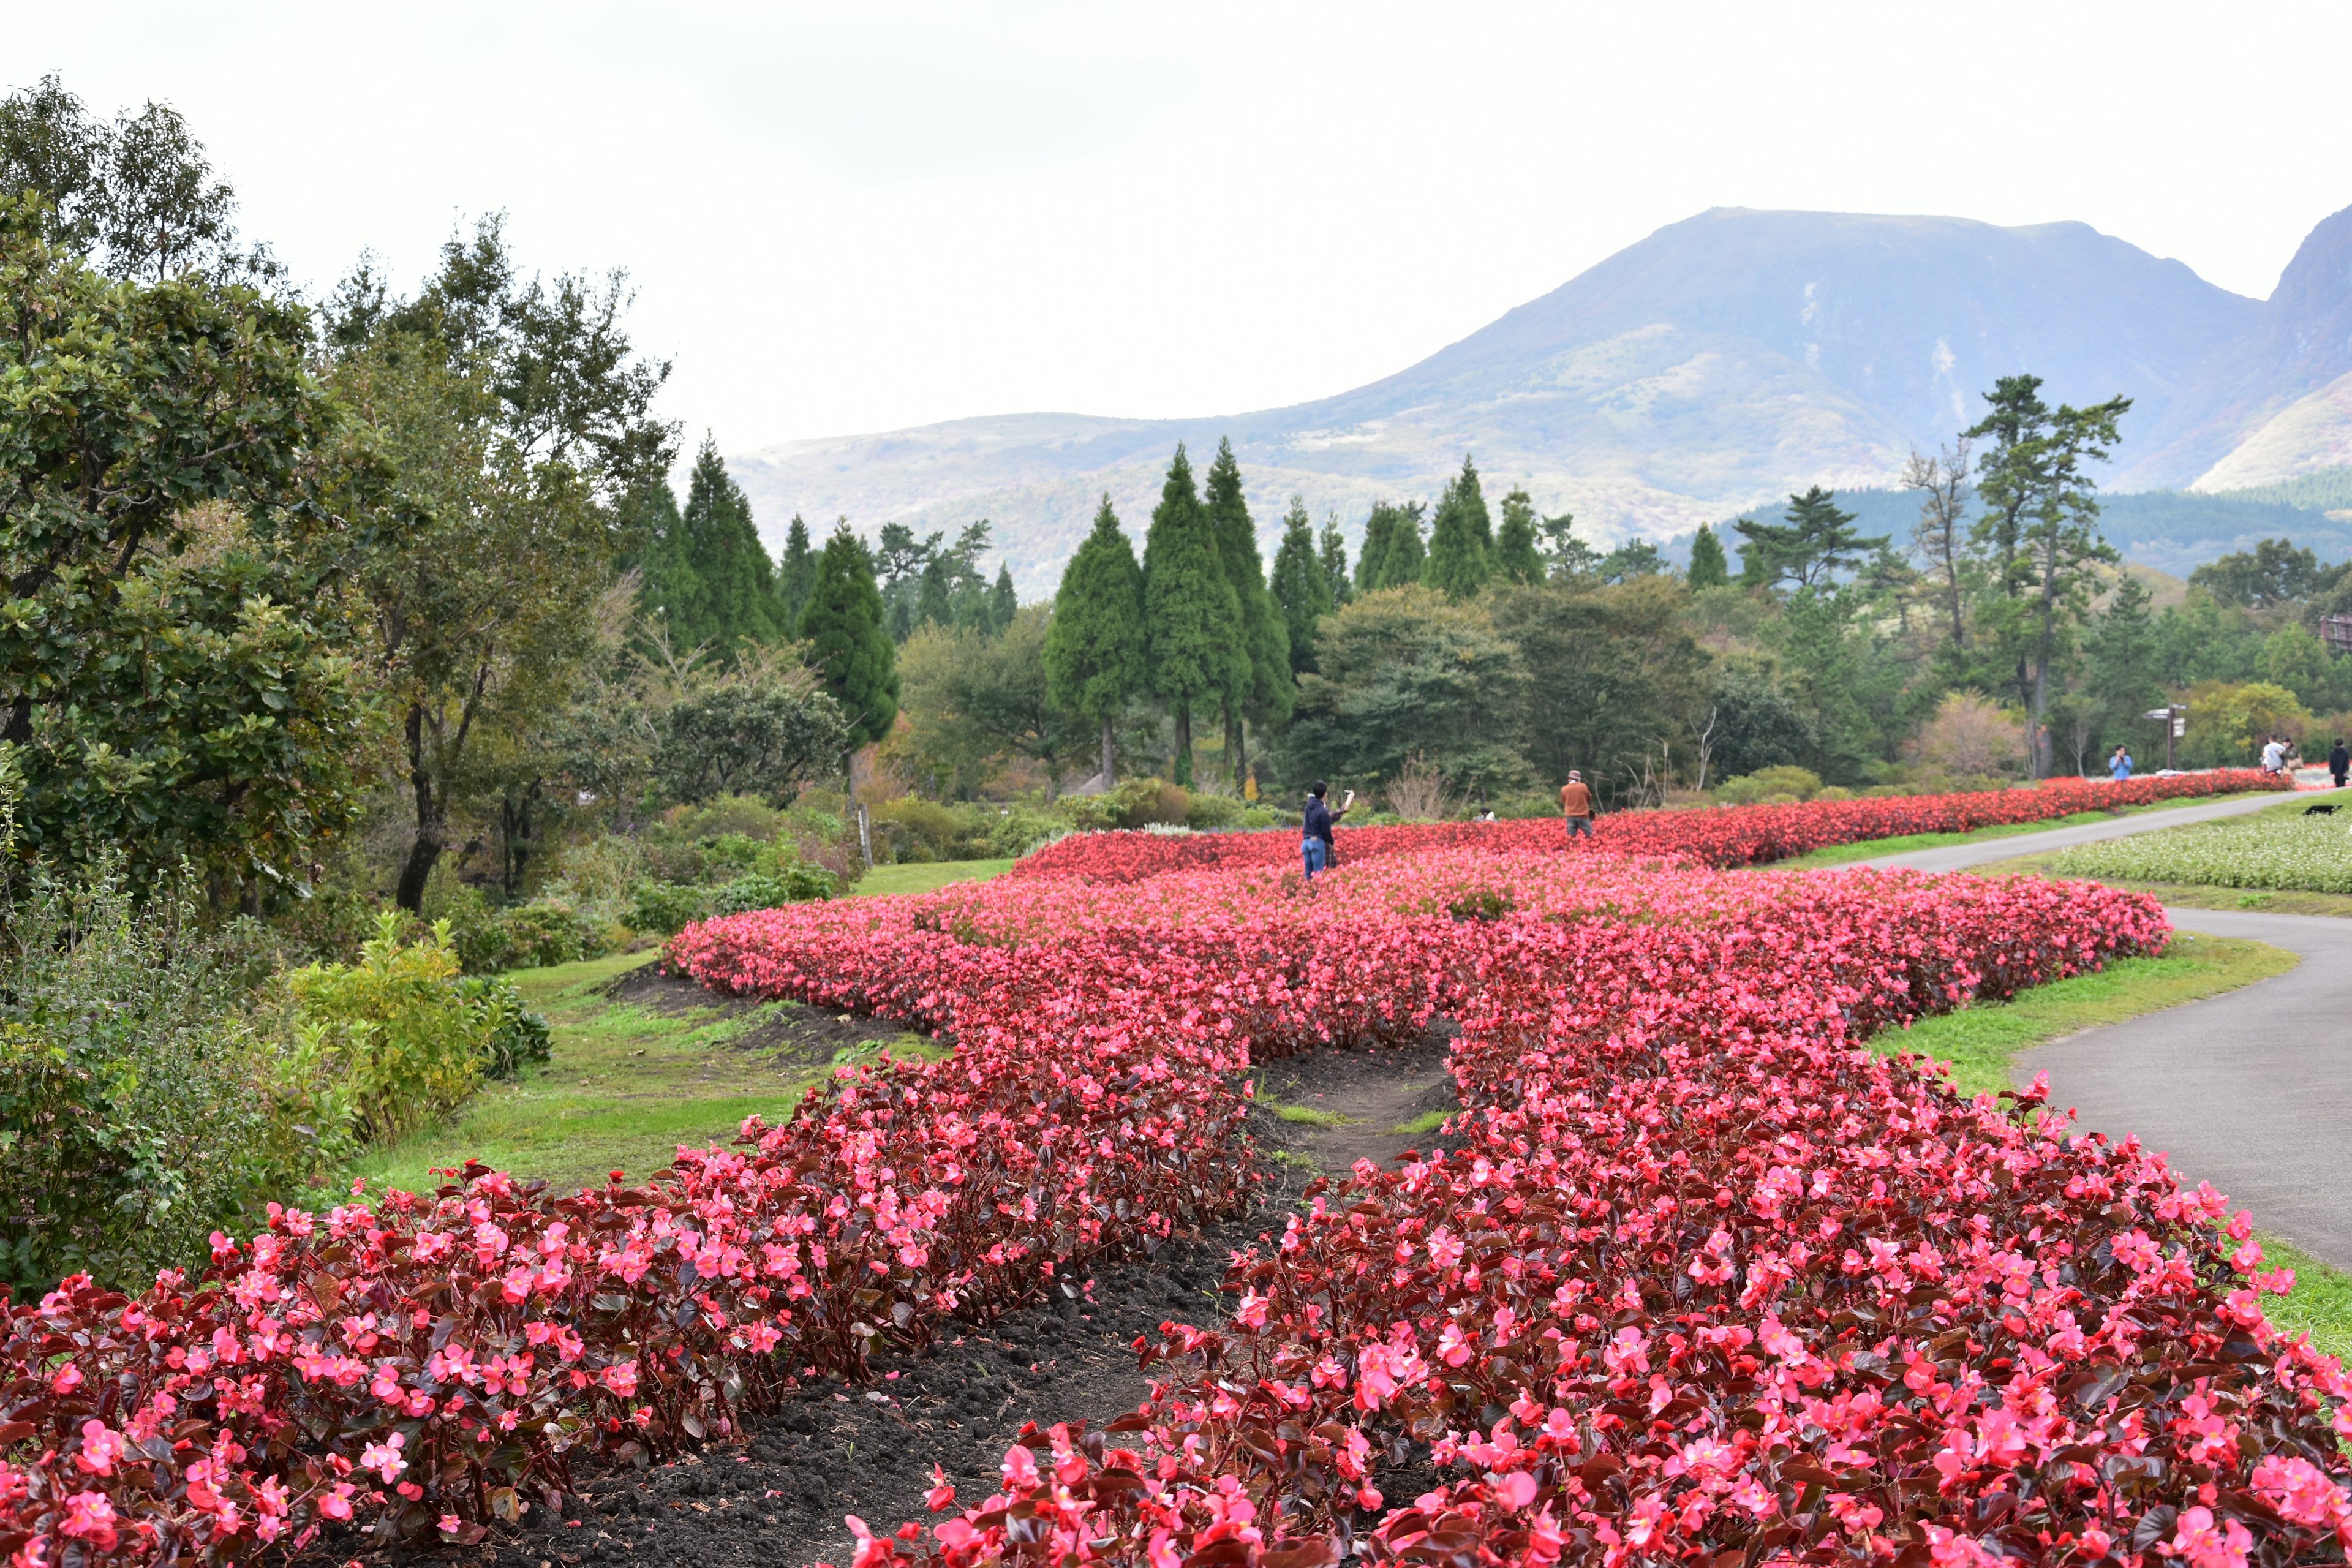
[732,205,2352,597]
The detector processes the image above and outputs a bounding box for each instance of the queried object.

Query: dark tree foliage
[1701,664,1820,782]
[775,514,816,635]
[1141,445,1241,787]
[1317,513,1353,608]
[0,74,258,281]
[1597,540,1667,583]
[1269,496,1330,675]
[638,435,788,658]
[800,522,899,753]
[1686,523,1730,589]
[989,564,1018,635]
[1493,489,1546,586]
[1493,577,1708,800]
[1735,487,1888,589]
[2190,538,2345,609]
[1422,456,1493,598]
[1043,495,1146,785]
[1201,438,1291,775]
[1355,501,1427,592]
[654,676,850,805]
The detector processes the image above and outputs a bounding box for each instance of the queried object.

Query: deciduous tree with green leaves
[1142,445,1240,787]
[1044,496,1147,785]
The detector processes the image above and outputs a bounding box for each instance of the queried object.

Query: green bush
[1057,778,1190,832]
[987,803,1066,858]
[451,976,553,1080]
[1186,793,1248,830]
[0,869,323,1292]
[1712,765,1825,805]
[627,880,712,937]
[287,914,489,1148]
[870,797,993,862]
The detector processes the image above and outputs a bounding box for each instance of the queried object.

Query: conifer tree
[1355,501,1425,592]
[1686,522,1730,589]
[915,552,954,630]
[1493,488,1545,584]
[1200,437,1291,778]
[1142,443,1242,786]
[1317,512,1352,608]
[989,563,1017,635]
[1043,494,1146,786]
[1270,496,1330,674]
[775,514,816,635]
[638,436,788,656]
[1423,457,1493,598]
[800,520,899,767]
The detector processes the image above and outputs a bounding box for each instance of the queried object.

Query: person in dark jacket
[2331,738,2349,790]
[1301,780,1351,879]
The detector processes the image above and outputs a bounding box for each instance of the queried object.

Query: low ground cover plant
[2,802,2343,1566]
[2051,809,2352,894]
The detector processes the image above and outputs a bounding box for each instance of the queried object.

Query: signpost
[2145,704,2187,771]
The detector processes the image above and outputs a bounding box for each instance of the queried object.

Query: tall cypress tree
[643,435,788,657]
[988,563,1017,634]
[801,521,899,766]
[1044,495,1146,785]
[1356,501,1425,592]
[1687,522,1730,589]
[1493,488,1545,585]
[1201,437,1291,780]
[1142,443,1241,787]
[775,514,816,636]
[1269,496,1329,675]
[630,479,695,643]
[1423,456,1493,598]
[915,552,954,630]
[1318,511,1352,608]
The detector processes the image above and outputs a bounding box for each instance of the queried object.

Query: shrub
[1184,791,1248,829]
[627,879,712,937]
[1711,763,1823,804]
[986,803,1065,858]
[0,870,320,1292]
[869,796,992,862]
[285,914,489,1147]
[1057,777,1190,831]
[451,976,554,1079]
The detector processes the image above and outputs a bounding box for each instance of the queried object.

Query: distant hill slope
[734,204,2352,598]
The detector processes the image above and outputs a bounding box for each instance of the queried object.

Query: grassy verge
[1772,790,2282,870]
[331,951,935,1200]
[1874,932,2352,1359]
[1969,847,2352,918]
[851,858,1015,897]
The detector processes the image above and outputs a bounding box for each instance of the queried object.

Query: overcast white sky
[14,2,2352,453]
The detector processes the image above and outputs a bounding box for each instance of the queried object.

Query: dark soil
[605,963,932,1071]
[312,1030,1462,1568]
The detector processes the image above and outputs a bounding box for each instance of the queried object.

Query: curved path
[1852,797,2352,1270]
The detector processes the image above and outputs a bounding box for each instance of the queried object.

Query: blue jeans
[1565,815,1593,838]
[1302,837,1328,877]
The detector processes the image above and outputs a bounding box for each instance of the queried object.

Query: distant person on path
[2331,738,2349,790]
[2108,745,2134,782]
[2261,735,2288,775]
[1559,770,1596,840]
[1302,781,1351,879]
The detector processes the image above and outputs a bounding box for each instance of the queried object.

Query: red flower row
[1008,771,2288,884]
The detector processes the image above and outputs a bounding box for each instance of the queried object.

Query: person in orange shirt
[1559,770,1595,839]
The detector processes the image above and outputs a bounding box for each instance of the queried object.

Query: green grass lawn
[1772,790,2283,870]
[851,858,1015,897]
[329,951,932,1202]
[1969,794,2352,917]
[1873,930,2352,1358]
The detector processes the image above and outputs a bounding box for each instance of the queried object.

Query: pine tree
[1493,488,1545,585]
[915,552,954,630]
[1043,494,1146,785]
[1356,501,1425,592]
[801,521,899,763]
[1142,443,1242,786]
[989,564,1017,635]
[1423,457,1493,598]
[1201,438,1291,778]
[1317,512,1352,608]
[776,514,816,636]
[1687,523,1730,589]
[1734,487,1888,590]
[629,479,695,636]
[1270,496,1330,675]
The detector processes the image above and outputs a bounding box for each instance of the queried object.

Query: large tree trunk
[1173,704,1193,787]
[395,704,445,913]
[1101,716,1117,788]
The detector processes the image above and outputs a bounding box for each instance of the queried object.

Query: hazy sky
[15,2,2352,454]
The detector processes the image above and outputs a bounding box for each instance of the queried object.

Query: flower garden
[4,770,2340,1568]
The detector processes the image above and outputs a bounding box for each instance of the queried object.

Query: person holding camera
[1302,780,1352,879]
[1559,770,1596,840]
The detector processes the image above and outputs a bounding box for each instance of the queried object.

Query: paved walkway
[2018,908,2352,1270]
[1850,794,2352,1267]
[1853,788,2297,875]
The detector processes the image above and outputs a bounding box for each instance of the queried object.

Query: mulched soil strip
[605,962,931,1069]
[301,1033,1458,1568]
